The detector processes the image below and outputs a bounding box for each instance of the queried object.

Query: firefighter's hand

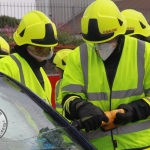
[101,109,125,131]
[76,102,109,132]
[114,104,134,125]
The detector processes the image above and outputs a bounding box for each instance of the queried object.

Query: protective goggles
[27,45,54,61]
[27,45,53,57]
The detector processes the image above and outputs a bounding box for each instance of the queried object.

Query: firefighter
[0,36,10,58]
[0,10,58,104]
[61,0,150,149]
[121,9,150,42]
[50,49,72,114]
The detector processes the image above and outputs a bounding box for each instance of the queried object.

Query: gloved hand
[75,101,109,132]
[101,109,125,131]
[114,104,134,125]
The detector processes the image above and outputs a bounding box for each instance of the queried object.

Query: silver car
[0,72,96,150]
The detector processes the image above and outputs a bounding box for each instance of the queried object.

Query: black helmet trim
[19,29,25,37]
[31,24,58,45]
[139,21,146,29]
[118,19,123,26]
[62,59,66,66]
[82,19,115,42]
[125,30,134,35]
[125,21,147,35]
[0,48,9,55]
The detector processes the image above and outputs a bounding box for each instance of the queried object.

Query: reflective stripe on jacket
[0,53,51,104]
[55,79,63,114]
[62,36,150,150]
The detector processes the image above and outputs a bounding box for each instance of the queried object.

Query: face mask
[95,42,117,61]
[27,49,53,62]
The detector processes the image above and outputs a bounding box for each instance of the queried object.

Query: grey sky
[0,0,35,3]
[0,0,35,19]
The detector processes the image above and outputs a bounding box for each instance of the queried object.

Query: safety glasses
[27,45,54,57]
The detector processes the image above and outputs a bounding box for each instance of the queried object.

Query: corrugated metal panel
[35,0,94,25]
[0,0,150,35]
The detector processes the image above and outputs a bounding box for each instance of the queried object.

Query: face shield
[27,45,54,62]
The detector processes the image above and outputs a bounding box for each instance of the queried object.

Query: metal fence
[0,1,150,42]
[0,0,93,31]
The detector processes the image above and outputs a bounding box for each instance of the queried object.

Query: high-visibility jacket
[62,36,150,150]
[0,53,51,104]
[55,79,63,114]
[55,79,71,122]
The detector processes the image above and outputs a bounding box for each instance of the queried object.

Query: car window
[0,76,85,150]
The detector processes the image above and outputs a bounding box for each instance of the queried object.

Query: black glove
[69,98,108,132]
[114,104,134,125]
[114,100,150,125]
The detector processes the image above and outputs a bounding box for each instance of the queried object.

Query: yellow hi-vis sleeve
[63,96,80,114]
[142,97,150,106]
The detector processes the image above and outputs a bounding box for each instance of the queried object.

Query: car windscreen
[0,76,86,150]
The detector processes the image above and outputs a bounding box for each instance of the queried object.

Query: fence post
[72,6,75,36]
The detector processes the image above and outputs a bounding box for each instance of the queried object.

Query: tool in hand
[72,109,125,131]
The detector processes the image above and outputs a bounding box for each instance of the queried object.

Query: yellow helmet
[81,0,126,43]
[121,9,150,37]
[13,10,58,47]
[50,49,72,70]
[0,36,10,58]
